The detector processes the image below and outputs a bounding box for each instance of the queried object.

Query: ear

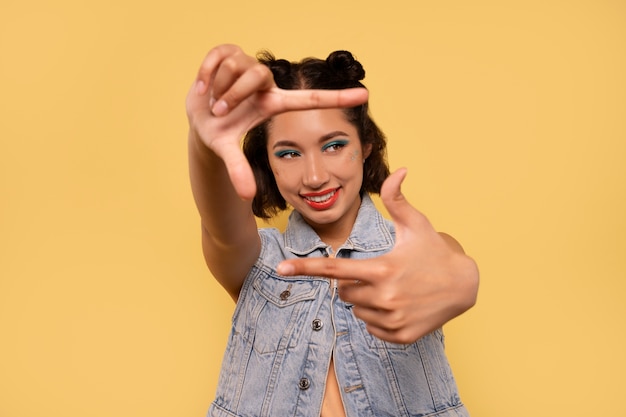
[363,143,373,160]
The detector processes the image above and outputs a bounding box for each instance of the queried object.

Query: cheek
[268,160,281,177]
[344,149,361,164]
[270,164,295,189]
[271,162,290,178]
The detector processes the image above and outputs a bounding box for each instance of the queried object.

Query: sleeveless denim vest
[208,195,469,417]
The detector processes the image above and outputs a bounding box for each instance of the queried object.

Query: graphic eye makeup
[322,139,349,153]
[273,149,301,159]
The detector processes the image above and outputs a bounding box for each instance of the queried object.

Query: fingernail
[277,262,295,275]
[212,99,229,116]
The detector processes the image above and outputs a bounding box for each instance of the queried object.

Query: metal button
[298,378,310,390]
[279,284,292,301]
[311,319,323,331]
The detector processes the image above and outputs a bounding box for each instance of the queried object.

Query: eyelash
[322,140,349,152]
[274,150,301,159]
[274,140,349,159]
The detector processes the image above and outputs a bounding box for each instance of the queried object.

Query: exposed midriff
[320,357,346,417]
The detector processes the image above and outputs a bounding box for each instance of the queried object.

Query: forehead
[267,108,357,144]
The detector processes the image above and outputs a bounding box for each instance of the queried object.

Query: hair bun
[326,50,365,83]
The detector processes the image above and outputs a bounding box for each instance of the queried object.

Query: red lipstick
[301,188,340,210]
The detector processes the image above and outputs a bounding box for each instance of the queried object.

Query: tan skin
[187,43,479,416]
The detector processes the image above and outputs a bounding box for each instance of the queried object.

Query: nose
[302,153,329,189]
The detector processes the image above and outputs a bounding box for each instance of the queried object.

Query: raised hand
[186,44,369,200]
[276,169,479,344]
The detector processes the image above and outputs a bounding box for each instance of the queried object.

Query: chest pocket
[245,272,321,355]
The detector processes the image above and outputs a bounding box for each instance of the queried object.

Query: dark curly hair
[243,50,389,219]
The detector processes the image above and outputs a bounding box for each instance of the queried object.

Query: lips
[301,188,340,210]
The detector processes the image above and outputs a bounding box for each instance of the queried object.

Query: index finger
[275,87,369,113]
[277,257,382,283]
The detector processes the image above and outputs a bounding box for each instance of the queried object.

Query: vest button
[311,319,323,331]
[279,290,291,300]
[298,378,310,390]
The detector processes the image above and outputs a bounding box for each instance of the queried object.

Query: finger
[211,139,257,200]
[275,88,369,113]
[351,305,397,326]
[337,282,379,308]
[195,44,243,96]
[362,323,421,345]
[276,257,386,284]
[380,168,432,232]
[211,63,275,117]
[349,308,419,344]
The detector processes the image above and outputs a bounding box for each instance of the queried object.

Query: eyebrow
[272,131,350,149]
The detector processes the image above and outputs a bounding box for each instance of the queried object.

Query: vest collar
[283,194,394,256]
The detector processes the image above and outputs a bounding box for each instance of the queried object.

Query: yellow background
[1,1,625,416]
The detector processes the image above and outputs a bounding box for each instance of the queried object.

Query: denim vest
[208,195,469,417]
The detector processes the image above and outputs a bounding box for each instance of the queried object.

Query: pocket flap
[253,273,320,307]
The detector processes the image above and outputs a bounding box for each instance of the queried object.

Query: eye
[274,149,301,159]
[322,139,349,153]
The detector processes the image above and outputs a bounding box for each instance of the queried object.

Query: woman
[187,44,478,417]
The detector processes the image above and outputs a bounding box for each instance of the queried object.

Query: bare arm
[188,129,260,300]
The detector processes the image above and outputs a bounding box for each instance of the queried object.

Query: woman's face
[267,108,371,241]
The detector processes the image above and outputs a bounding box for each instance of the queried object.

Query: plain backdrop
[1,1,625,416]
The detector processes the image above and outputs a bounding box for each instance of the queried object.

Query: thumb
[380,168,412,225]
[213,140,257,200]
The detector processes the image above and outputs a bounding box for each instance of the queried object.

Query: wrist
[188,129,218,162]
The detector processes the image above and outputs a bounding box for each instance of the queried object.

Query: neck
[306,222,347,253]
[309,195,363,253]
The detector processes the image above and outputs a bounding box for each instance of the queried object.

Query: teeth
[306,190,336,203]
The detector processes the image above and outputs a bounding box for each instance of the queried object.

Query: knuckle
[221,55,239,73]
[367,261,393,280]
[202,45,236,69]
[250,63,272,80]
[309,91,322,107]
[413,211,428,226]
[320,260,339,276]
[391,329,415,345]
[376,262,394,277]
[374,287,398,307]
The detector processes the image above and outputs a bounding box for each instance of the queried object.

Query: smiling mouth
[303,189,337,203]
[301,188,340,210]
